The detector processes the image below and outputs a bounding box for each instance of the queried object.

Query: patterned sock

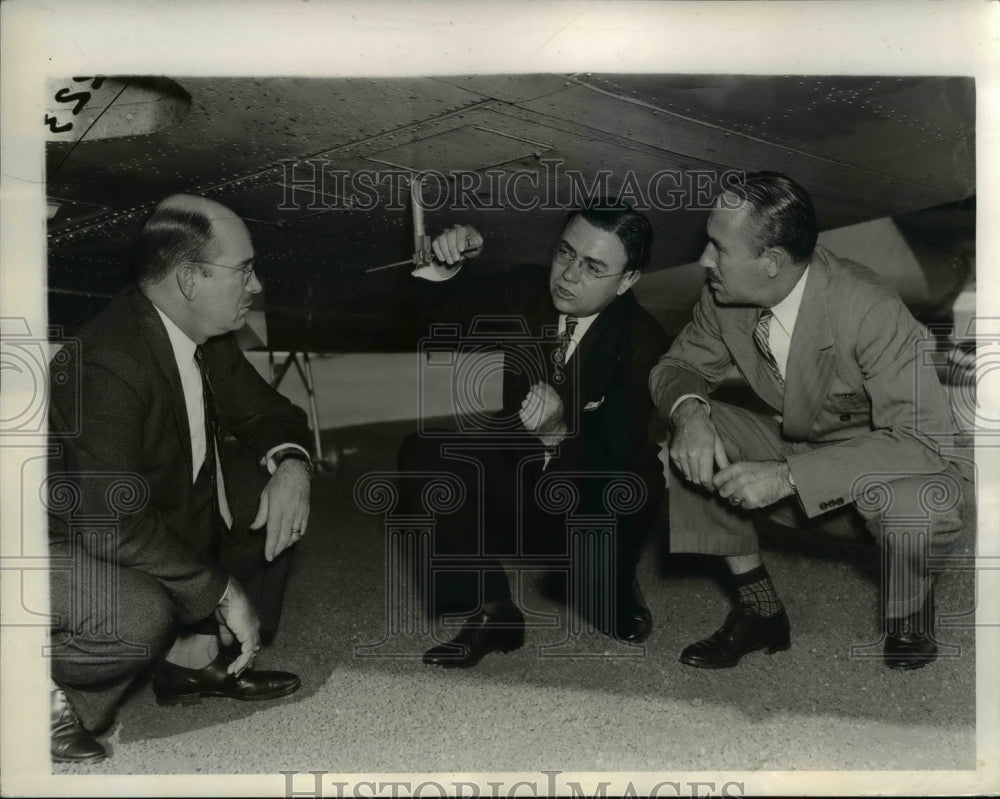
[732,565,784,617]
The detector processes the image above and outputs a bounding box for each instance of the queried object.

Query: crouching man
[651,171,973,671]
[49,195,313,762]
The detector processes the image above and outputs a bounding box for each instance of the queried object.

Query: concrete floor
[52,416,979,779]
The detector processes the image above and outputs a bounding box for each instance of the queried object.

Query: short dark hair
[723,171,817,264]
[566,200,652,273]
[133,202,215,284]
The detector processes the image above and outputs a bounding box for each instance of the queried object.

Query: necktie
[552,316,578,385]
[753,309,785,388]
[194,346,233,529]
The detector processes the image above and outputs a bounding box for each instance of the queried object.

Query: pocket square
[583,396,606,411]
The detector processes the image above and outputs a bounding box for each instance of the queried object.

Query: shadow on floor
[114,416,976,746]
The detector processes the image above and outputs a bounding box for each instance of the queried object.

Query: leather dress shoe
[423,603,525,668]
[885,596,937,670]
[680,604,791,669]
[612,578,654,644]
[51,688,107,764]
[153,654,300,705]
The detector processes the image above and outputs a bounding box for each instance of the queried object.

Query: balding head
[136,194,259,343]
[133,194,244,286]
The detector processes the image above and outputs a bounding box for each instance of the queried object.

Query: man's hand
[431,224,484,265]
[669,398,730,490]
[214,578,260,675]
[713,460,796,510]
[251,459,311,562]
[519,381,567,447]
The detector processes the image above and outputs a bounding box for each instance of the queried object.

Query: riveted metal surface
[572,74,974,197]
[47,197,112,231]
[46,74,976,347]
[366,125,552,173]
[45,77,192,143]
[46,77,491,238]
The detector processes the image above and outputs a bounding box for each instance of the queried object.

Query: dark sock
[732,564,783,617]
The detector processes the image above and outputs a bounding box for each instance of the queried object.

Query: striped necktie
[552,315,577,385]
[753,309,785,388]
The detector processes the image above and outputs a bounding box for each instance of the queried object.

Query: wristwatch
[274,448,315,476]
[787,469,796,491]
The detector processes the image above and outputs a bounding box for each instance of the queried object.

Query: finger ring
[729,497,743,506]
[291,528,302,535]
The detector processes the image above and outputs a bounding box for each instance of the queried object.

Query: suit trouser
[397,430,660,618]
[667,402,968,619]
[49,542,177,733]
[49,485,291,732]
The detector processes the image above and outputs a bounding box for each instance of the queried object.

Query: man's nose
[561,258,583,283]
[699,248,716,271]
[246,271,263,294]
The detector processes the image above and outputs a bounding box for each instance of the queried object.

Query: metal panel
[366,125,552,173]
[576,74,974,197]
[46,77,492,235]
[519,76,971,218]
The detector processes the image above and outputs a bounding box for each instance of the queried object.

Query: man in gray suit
[651,171,972,671]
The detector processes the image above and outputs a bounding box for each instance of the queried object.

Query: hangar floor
[53,408,977,776]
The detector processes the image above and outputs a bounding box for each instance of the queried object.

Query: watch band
[275,448,315,476]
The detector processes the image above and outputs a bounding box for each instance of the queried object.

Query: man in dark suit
[397,204,669,667]
[650,171,972,671]
[48,195,314,762]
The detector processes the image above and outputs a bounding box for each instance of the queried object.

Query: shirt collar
[153,304,198,367]
[768,264,811,338]
[561,312,598,340]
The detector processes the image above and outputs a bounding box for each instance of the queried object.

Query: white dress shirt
[765,264,810,380]
[155,306,234,528]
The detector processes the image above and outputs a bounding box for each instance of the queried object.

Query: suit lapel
[129,288,194,476]
[781,252,836,437]
[722,306,785,412]
[574,292,627,394]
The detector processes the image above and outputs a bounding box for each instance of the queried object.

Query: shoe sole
[52,752,108,764]
[679,640,790,669]
[154,678,301,706]
[885,656,937,671]
[424,640,524,669]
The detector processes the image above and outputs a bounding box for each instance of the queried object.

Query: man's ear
[616,269,640,295]
[763,248,786,278]
[176,263,197,301]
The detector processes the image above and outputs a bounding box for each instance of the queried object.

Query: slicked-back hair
[133,203,215,284]
[723,171,818,264]
[566,200,653,274]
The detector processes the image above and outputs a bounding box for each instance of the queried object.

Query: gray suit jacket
[649,245,962,517]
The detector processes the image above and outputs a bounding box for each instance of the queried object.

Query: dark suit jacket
[48,287,310,623]
[649,245,962,517]
[411,264,671,504]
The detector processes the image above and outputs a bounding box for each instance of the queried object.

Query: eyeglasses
[552,241,626,284]
[189,260,257,286]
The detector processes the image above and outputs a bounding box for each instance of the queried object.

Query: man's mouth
[553,284,575,301]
